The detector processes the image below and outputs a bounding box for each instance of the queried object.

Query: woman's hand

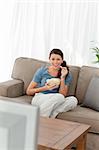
[45,83,58,90]
[60,66,68,78]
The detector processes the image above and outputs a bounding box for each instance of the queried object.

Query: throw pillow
[81,76,99,111]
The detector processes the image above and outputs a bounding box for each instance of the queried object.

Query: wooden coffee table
[38,117,90,150]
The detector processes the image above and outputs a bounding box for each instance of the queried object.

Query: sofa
[0,57,99,150]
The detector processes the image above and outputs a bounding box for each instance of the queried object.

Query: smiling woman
[26,49,78,117]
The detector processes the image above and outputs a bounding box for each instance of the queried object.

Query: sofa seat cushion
[57,105,99,133]
[0,95,33,104]
[87,133,99,150]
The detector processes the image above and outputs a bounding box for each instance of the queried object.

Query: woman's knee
[71,96,78,104]
[54,93,65,101]
[65,96,78,106]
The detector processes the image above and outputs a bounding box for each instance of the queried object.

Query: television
[0,100,39,150]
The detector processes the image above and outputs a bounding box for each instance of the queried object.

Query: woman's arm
[59,78,68,97]
[58,66,69,97]
[26,81,57,96]
[26,81,46,96]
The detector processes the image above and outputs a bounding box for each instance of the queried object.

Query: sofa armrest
[0,79,24,97]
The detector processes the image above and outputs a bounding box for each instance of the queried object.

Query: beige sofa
[0,57,99,150]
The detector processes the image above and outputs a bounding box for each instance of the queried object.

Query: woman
[26,49,78,117]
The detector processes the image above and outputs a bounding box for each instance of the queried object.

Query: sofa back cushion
[11,57,80,95]
[76,66,99,104]
[67,66,80,96]
[12,57,49,94]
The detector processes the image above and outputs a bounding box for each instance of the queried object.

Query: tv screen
[0,100,39,150]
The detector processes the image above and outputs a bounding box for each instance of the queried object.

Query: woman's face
[49,54,63,69]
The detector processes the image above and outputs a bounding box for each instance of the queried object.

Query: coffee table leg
[76,134,87,150]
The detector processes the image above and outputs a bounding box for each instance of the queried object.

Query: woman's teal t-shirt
[32,66,72,94]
